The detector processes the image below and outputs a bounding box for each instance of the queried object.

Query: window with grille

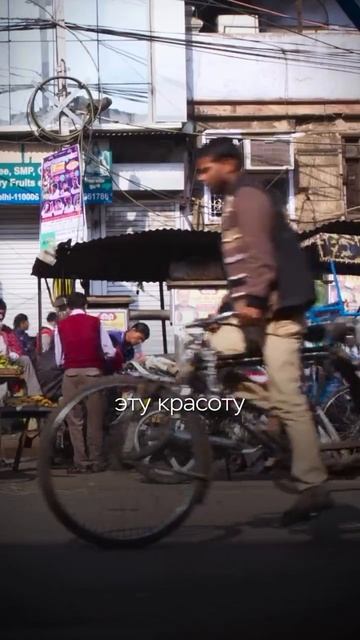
[344,138,360,220]
[201,134,294,223]
[204,171,291,223]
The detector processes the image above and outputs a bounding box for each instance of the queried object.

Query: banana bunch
[0,354,10,368]
[26,395,57,408]
[53,278,75,299]
[0,355,23,375]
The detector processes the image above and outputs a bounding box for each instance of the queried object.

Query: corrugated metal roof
[94,129,184,137]
[299,220,360,241]
[32,222,360,282]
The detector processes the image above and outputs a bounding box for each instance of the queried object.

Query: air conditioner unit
[217,14,259,34]
[243,138,294,170]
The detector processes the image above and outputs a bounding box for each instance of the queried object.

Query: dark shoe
[281,485,334,527]
[90,462,108,473]
[67,464,91,475]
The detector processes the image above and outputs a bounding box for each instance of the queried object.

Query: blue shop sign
[0,163,42,204]
[83,149,113,204]
[0,157,113,205]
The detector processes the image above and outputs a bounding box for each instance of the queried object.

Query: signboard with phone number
[0,159,112,205]
[0,163,41,204]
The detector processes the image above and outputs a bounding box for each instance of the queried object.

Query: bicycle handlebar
[185,312,357,348]
[185,311,235,329]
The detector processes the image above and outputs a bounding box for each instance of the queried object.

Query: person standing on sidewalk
[196,137,333,526]
[54,292,117,473]
[36,311,58,353]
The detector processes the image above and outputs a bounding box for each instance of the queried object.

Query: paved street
[1,457,360,640]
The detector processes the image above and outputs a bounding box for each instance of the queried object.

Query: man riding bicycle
[196,137,333,526]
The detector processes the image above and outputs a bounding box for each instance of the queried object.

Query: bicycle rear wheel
[38,376,212,548]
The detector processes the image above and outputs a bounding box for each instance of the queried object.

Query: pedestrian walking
[196,137,333,526]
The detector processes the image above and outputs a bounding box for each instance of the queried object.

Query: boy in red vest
[36,312,57,353]
[55,292,119,473]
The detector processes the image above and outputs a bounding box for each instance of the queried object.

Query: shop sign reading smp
[0,163,42,204]
[0,148,112,205]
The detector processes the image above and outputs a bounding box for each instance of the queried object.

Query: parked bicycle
[127,321,360,484]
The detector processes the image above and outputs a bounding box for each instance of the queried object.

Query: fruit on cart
[30,395,57,407]
[6,395,57,408]
[0,355,23,375]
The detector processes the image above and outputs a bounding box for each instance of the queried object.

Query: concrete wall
[189,32,360,102]
[151,0,187,122]
[112,163,184,192]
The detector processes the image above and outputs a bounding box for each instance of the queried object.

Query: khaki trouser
[208,317,327,491]
[18,355,42,396]
[62,368,103,467]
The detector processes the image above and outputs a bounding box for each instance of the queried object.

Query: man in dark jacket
[196,137,332,526]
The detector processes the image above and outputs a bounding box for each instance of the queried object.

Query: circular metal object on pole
[27,75,96,143]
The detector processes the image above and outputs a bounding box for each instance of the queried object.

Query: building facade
[0,0,359,351]
[187,0,360,231]
[0,0,189,352]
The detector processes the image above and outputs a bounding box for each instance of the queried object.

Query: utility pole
[296,0,304,33]
[53,0,68,135]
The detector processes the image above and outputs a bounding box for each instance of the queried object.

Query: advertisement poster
[171,288,227,328]
[83,141,112,204]
[329,275,360,312]
[88,309,128,332]
[39,145,87,264]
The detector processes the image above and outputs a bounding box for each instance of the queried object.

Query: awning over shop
[299,221,360,275]
[301,234,360,264]
[31,222,360,283]
[31,229,224,282]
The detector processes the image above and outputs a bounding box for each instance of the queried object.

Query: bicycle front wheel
[38,375,212,548]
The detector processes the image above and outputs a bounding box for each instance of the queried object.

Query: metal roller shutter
[105,202,180,354]
[0,207,52,336]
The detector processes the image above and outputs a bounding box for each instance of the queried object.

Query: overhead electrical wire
[1,6,357,288]
[225,0,353,30]
[199,0,360,50]
[1,9,359,202]
[82,147,185,205]
[193,0,360,55]
[62,23,360,69]
[1,17,359,72]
